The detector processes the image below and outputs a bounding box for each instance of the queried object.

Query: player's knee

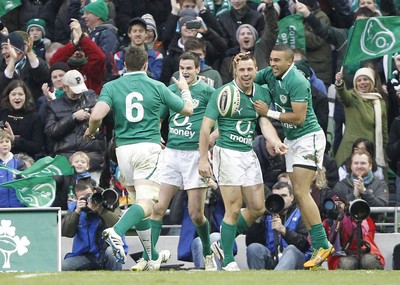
[188,210,204,225]
[152,202,168,218]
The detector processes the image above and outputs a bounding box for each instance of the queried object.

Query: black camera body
[323,198,370,221]
[79,188,119,212]
[185,20,202,29]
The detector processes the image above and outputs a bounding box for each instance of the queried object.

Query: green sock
[236,211,249,236]
[141,219,163,260]
[195,219,211,256]
[220,220,237,266]
[136,219,159,261]
[114,204,145,236]
[309,223,329,249]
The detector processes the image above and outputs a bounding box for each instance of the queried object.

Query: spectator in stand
[217,0,265,49]
[25,18,51,61]
[330,150,389,208]
[0,31,50,103]
[0,130,26,208]
[160,8,227,85]
[50,19,106,95]
[334,67,388,169]
[339,138,384,182]
[45,42,64,66]
[387,52,400,130]
[44,69,105,186]
[81,0,120,82]
[142,13,165,55]
[297,0,332,90]
[0,80,44,160]
[114,17,163,80]
[219,1,278,84]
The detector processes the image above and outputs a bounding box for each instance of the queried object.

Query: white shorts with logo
[284,130,326,172]
[116,142,162,186]
[159,147,208,190]
[212,145,263,187]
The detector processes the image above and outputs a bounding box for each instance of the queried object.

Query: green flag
[0,155,74,177]
[343,16,400,66]
[20,155,74,177]
[0,176,56,207]
[276,14,306,51]
[0,0,21,17]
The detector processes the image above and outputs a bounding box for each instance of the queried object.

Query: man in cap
[44,69,105,184]
[82,0,120,82]
[219,1,278,84]
[114,16,163,80]
[0,30,49,102]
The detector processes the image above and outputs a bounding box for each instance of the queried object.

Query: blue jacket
[64,202,127,259]
[0,157,26,208]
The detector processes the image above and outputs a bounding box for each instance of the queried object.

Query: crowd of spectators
[0,0,399,271]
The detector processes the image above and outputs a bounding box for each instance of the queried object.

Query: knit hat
[63,70,88,93]
[142,13,158,43]
[50,62,70,75]
[178,8,198,27]
[1,31,25,54]
[85,0,109,22]
[353,67,375,89]
[26,18,46,36]
[294,59,311,79]
[236,24,258,42]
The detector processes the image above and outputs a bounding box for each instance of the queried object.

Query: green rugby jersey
[255,65,321,140]
[204,81,268,152]
[99,71,185,147]
[161,78,215,150]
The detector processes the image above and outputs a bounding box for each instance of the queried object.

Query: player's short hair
[272,44,294,62]
[231,51,257,73]
[125,46,148,71]
[179,51,200,68]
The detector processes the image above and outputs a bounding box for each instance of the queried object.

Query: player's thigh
[242,183,265,211]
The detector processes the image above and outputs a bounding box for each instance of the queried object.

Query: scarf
[205,0,231,16]
[357,91,386,167]
[67,57,88,67]
[349,170,374,186]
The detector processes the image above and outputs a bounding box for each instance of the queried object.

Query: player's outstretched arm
[259,117,288,155]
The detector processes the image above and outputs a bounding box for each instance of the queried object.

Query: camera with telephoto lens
[323,197,370,221]
[265,194,285,215]
[79,187,119,212]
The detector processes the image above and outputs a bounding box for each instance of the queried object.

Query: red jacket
[50,37,106,95]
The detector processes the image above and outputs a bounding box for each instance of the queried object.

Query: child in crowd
[0,130,26,208]
[26,18,51,60]
[52,151,95,210]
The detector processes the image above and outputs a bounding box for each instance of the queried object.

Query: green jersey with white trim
[255,65,321,140]
[161,78,214,150]
[99,71,185,147]
[204,81,269,152]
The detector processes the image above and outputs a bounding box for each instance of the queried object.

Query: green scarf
[205,0,231,16]
[67,57,88,67]
[349,170,374,186]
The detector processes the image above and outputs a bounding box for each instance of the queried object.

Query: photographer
[322,192,385,270]
[245,182,311,270]
[62,179,126,271]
